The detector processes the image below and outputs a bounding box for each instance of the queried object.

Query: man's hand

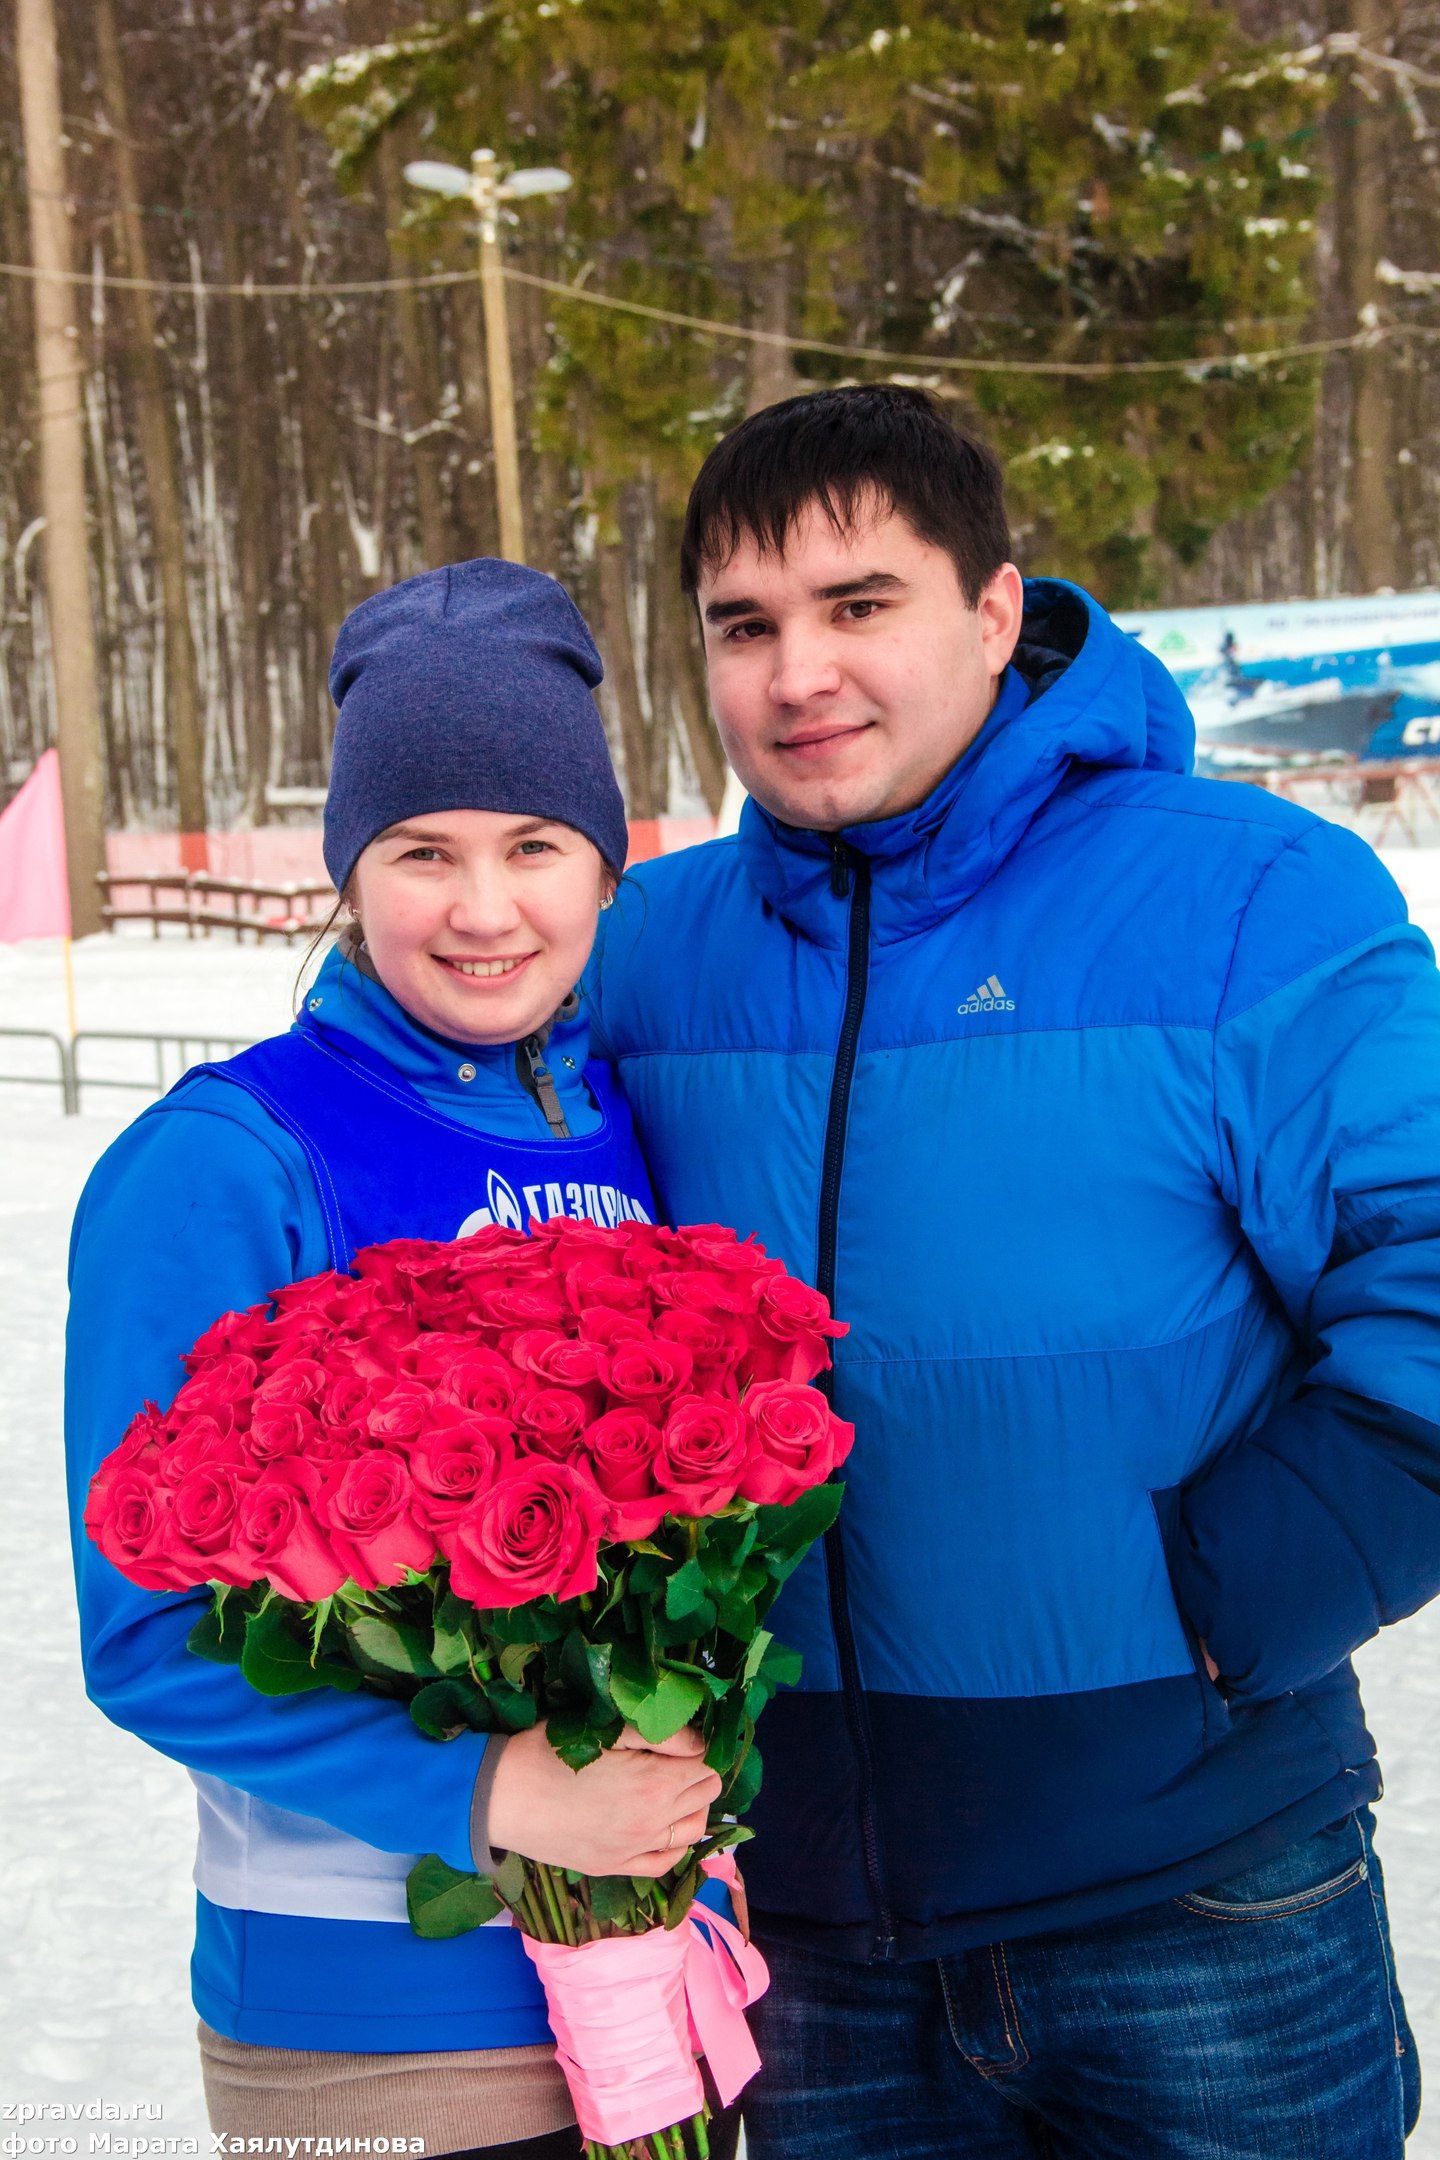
[487,1722,723,1877]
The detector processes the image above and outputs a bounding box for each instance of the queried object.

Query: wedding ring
[665,1822,676,1850]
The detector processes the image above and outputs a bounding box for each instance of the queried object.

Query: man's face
[696,497,1024,832]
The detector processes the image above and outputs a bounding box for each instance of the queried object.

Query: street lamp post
[404,151,571,566]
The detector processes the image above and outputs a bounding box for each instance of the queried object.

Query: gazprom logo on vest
[457,1165,653,1239]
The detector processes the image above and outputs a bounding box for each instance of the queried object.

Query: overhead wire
[0,251,1418,378]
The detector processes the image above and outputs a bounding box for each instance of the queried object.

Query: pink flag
[0,749,72,941]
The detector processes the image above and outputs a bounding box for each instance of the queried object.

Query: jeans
[742,1808,1420,2158]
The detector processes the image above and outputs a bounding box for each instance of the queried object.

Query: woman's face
[350,809,612,1046]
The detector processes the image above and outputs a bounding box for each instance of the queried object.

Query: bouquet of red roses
[85,1216,852,2160]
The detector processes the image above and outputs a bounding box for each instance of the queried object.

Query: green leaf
[559,1630,618,1721]
[409,1678,492,1738]
[187,1601,244,1666]
[481,1597,567,1644]
[492,1849,530,1910]
[345,1616,441,1678]
[714,1589,759,1642]
[755,1482,844,1568]
[609,1658,706,1745]
[703,1692,748,1777]
[547,1708,619,1770]
[241,1601,360,1697]
[727,1742,764,1816]
[589,1874,643,1929]
[483,1678,539,1731]
[664,1557,712,1622]
[742,1630,774,1687]
[498,1641,539,1687]
[762,1640,804,1689]
[664,1858,701,1930]
[406,1854,504,1939]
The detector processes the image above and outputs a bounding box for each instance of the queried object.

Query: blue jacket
[586,579,1440,1962]
[65,947,647,2051]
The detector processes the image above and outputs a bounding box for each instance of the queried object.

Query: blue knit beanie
[324,558,628,892]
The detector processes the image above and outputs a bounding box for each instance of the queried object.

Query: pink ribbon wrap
[520,1853,770,2146]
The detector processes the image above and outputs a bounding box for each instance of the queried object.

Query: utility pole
[14,0,107,936]
[405,152,571,567]
[471,150,526,564]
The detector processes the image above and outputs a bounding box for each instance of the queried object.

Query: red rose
[677,1226,786,1278]
[248,1398,323,1461]
[513,1382,590,1461]
[563,1256,654,1314]
[316,1450,436,1590]
[170,1354,259,1423]
[448,1226,540,1275]
[582,1407,667,1540]
[184,1304,275,1367]
[652,1267,760,1318]
[364,1377,434,1445]
[656,1397,751,1516]
[84,1461,192,1592]
[599,1335,695,1411]
[319,1367,383,1435]
[577,1305,655,1349]
[155,1412,249,1483]
[479,1283,569,1331]
[111,1402,172,1467]
[249,1359,330,1458]
[655,1306,748,1379]
[443,1458,606,1608]
[742,1274,847,1385]
[409,1410,512,1527]
[254,1357,329,1408]
[351,1238,452,1303]
[399,1331,489,1384]
[433,1346,519,1417]
[509,1329,604,1390]
[738,1382,855,1505]
[234,1460,348,1602]
[161,1460,256,1587]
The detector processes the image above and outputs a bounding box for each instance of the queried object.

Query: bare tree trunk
[595,512,656,819]
[15,0,107,932]
[93,0,209,854]
[1337,0,1399,591]
[380,135,453,568]
[746,254,799,415]
[217,212,273,822]
[653,508,726,813]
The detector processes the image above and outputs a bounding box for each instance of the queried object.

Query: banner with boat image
[1116,591,1440,774]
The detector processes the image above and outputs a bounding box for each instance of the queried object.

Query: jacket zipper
[518,1036,571,1138]
[817,838,897,1960]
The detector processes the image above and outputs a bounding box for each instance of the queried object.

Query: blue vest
[179,1020,657,1942]
[201,1018,656,1267]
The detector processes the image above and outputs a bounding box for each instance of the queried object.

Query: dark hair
[679,385,1011,606]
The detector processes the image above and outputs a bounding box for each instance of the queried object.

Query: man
[586,385,1440,2155]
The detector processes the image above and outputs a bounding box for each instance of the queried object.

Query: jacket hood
[737,578,1194,946]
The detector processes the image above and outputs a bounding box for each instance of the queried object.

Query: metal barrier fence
[0,1028,256,1115]
[0,1027,77,1112]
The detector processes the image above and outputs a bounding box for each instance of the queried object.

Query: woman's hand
[487,1721,723,1878]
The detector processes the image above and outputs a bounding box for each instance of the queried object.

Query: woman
[66,561,739,2159]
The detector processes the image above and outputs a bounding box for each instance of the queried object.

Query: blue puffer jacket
[586,579,1440,1963]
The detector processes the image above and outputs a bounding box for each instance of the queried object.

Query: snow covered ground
[5,838,1440,2148]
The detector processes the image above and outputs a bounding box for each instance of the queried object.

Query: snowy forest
[2,0,1438,830]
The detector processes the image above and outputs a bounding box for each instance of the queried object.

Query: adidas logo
[957,974,1016,1015]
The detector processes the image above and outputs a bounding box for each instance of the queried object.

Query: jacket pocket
[1149,1485,1232,1751]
